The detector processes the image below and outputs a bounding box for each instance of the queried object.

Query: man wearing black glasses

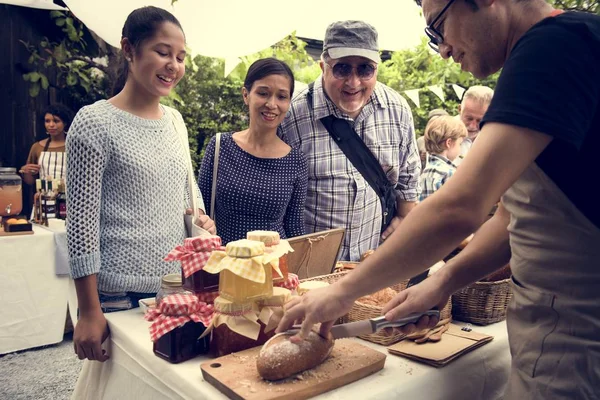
[279,20,421,262]
[277,2,600,398]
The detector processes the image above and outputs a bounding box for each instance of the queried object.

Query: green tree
[552,0,599,14]
[20,10,117,108]
[378,38,499,135]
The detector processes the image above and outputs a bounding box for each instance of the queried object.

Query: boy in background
[419,116,467,201]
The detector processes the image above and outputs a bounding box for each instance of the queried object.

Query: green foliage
[551,0,599,14]
[20,11,110,107]
[377,38,499,134]
[232,32,321,84]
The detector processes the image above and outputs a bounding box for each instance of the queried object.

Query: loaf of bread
[257,331,334,380]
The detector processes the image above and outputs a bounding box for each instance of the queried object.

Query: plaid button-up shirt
[419,153,457,202]
[279,77,421,261]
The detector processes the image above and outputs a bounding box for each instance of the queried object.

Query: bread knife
[329,310,440,339]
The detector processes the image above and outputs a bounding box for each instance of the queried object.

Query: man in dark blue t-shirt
[276,1,600,398]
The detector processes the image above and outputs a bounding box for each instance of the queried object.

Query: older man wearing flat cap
[279,20,421,262]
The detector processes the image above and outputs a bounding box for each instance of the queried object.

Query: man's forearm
[439,204,512,293]
[338,191,483,300]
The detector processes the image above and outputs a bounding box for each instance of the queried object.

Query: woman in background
[21,104,73,184]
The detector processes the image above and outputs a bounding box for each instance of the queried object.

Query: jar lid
[225,239,265,258]
[161,273,182,288]
[214,296,253,314]
[246,230,280,246]
[0,167,17,174]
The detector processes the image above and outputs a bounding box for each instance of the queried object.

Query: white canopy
[9,0,427,59]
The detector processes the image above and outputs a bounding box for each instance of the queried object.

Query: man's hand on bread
[276,285,353,343]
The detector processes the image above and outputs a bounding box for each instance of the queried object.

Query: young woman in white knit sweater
[66,6,215,362]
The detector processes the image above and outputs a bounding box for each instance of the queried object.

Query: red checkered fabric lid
[144,293,214,342]
[196,291,219,304]
[164,236,222,278]
[274,273,299,290]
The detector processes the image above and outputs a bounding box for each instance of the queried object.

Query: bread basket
[451,264,513,325]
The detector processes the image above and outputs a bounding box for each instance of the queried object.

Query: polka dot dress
[198,133,308,244]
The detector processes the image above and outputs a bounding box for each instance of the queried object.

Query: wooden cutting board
[201,339,386,400]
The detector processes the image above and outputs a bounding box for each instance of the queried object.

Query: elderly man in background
[455,85,493,164]
[279,20,421,261]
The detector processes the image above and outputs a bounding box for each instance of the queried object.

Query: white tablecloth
[72,309,511,400]
[0,225,71,354]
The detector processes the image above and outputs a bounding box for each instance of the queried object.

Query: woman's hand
[73,308,110,362]
[196,214,216,235]
[185,208,216,235]
[20,164,40,175]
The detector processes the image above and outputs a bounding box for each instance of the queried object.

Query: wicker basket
[452,279,512,325]
[300,270,452,346]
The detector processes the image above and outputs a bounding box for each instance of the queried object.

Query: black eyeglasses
[326,62,377,80]
[424,0,457,53]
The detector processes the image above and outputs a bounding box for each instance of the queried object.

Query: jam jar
[0,168,23,217]
[256,287,291,345]
[156,273,187,306]
[210,296,260,357]
[152,293,211,364]
[181,236,221,294]
[216,239,273,303]
[246,231,290,282]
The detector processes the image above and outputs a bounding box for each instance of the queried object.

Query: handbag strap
[307,82,391,201]
[210,133,221,221]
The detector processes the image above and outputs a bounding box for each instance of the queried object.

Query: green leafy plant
[20,11,115,105]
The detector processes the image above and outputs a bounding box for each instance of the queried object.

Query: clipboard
[286,228,345,279]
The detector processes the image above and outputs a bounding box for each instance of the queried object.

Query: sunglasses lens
[331,63,376,80]
[332,63,352,79]
[357,64,376,79]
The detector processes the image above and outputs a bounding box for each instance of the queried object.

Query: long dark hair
[111,6,184,96]
[243,58,295,98]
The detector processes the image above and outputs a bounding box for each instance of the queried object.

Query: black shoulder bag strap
[308,82,427,287]
[307,82,397,233]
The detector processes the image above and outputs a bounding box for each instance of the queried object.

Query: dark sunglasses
[424,0,457,53]
[326,62,377,80]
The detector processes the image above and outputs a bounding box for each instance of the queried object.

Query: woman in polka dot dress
[198,58,308,244]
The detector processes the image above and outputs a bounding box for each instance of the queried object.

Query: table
[72,309,511,400]
[0,221,77,354]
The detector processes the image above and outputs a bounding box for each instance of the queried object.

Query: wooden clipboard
[286,228,345,279]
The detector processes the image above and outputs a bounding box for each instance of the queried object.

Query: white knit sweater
[66,100,204,293]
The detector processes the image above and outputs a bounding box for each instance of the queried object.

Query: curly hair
[43,104,74,131]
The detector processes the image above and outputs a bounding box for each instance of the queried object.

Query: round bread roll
[257,331,334,381]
